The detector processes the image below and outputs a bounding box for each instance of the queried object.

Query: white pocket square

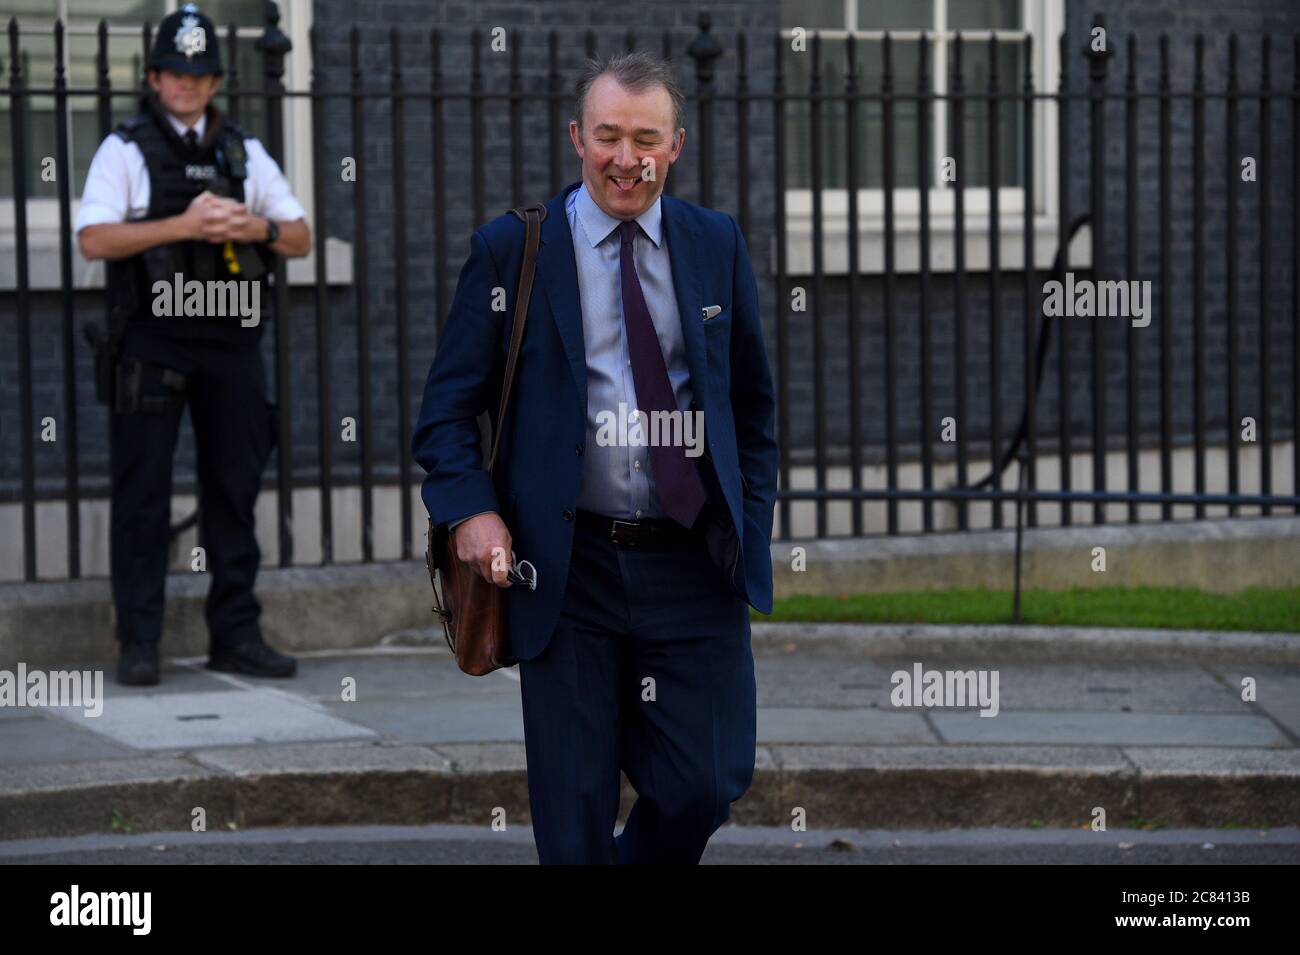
[701,305,723,321]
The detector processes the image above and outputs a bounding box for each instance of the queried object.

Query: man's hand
[216,209,273,244]
[176,190,244,242]
[80,195,310,261]
[453,512,513,588]
[181,193,311,255]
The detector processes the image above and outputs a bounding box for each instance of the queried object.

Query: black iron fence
[3,6,1299,583]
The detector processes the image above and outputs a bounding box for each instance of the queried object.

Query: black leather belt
[576,509,698,548]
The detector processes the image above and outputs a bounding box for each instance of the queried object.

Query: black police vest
[105,98,272,342]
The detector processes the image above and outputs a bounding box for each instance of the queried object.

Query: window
[0,0,326,288]
[1,1,274,201]
[778,0,1078,275]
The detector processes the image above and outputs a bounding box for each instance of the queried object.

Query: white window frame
[778,0,1089,275]
[0,0,345,289]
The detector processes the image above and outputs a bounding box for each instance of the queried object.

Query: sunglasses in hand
[504,551,537,591]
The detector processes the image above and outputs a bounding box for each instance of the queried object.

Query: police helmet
[149,3,223,76]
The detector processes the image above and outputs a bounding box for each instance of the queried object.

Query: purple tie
[617,218,707,528]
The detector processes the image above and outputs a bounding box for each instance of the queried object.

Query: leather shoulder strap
[486,203,546,474]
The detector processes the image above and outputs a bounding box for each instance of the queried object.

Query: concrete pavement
[2,622,1298,841]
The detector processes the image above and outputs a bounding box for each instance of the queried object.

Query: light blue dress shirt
[450,181,694,530]
[568,181,693,520]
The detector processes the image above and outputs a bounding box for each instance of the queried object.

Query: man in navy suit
[412,51,777,864]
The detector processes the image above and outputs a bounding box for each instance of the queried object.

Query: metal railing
[2,6,1299,583]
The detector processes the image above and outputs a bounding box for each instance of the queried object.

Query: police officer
[76,4,311,686]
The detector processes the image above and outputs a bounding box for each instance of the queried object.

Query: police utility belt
[84,340,188,416]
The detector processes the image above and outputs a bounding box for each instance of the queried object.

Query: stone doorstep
[749,622,1300,666]
[0,562,432,669]
[5,514,1300,670]
[1,742,1296,841]
[5,615,1300,672]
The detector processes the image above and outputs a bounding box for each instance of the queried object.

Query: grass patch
[759,587,1300,633]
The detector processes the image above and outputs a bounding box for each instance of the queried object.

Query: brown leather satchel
[425,203,546,676]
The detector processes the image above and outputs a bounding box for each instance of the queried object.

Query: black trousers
[109,326,276,650]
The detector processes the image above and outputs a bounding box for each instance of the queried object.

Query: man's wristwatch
[264,219,280,245]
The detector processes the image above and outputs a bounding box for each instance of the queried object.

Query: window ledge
[776,214,1092,276]
[0,230,353,291]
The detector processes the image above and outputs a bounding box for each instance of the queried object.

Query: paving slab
[1215,665,1300,742]
[764,743,1135,772]
[930,710,1289,747]
[313,697,525,744]
[0,714,136,765]
[255,652,510,702]
[1122,746,1300,776]
[757,707,935,744]
[46,688,375,750]
[190,740,453,776]
[755,657,1249,713]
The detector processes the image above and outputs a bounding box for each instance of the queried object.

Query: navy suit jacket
[412,180,778,662]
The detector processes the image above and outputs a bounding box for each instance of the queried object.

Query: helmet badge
[175,9,207,60]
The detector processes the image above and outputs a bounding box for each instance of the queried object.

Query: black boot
[117,642,160,686]
[207,637,297,678]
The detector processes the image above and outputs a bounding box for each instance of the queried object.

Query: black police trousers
[110,325,276,650]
